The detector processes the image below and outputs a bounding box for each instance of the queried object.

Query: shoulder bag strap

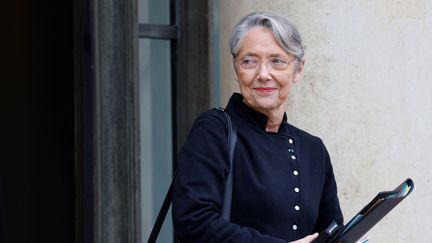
[220,109,237,220]
[147,109,237,243]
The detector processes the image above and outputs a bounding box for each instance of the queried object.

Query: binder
[314,178,414,243]
[313,220,342,243]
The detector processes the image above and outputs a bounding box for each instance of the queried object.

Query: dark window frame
[74,0,214,242]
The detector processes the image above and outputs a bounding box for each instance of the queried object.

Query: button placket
[288,136,302,231]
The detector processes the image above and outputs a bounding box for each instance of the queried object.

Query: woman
[173,11,343,243]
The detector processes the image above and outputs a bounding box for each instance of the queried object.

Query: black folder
[314,178,414,243]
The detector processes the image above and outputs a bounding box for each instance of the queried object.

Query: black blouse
[173,93,343,243]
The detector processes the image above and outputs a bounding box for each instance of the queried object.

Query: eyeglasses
[235,56,297,74]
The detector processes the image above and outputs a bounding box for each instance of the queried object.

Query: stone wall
[219,1,432,241]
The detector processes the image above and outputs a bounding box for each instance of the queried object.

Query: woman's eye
[241,58,258,67]
[271,58,287,65]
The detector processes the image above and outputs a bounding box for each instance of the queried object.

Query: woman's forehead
[236,27,288,56]
[238,52,288,58]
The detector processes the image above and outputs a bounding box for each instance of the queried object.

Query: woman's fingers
[291,232,319,243]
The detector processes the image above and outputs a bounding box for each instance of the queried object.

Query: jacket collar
[226,93,292,136]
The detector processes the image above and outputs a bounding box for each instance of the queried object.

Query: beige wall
[219,1,432,242]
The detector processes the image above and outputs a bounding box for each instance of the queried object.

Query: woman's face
[234,27,304,114]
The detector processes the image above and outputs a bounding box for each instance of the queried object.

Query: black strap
[147,109,237,243]
[147,180,175,243]
[220,109,237,220]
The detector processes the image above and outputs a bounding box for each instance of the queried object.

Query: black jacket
[173,93,343,243]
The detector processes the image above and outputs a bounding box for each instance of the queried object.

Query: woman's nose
[257,62,271,81]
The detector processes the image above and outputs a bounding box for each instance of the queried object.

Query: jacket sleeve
[172,110,287,243]
[312,142,344,232]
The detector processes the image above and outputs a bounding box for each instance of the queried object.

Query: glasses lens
[269,57,289,70]
[239,57,258,69]
[236,57,295,74]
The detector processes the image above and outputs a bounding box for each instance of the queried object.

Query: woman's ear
[234,70,239,82]
[233,59,240,82]
[293,59,305,83]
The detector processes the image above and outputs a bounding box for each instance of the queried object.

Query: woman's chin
[254,99,281,111]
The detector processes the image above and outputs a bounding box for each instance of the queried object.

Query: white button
[293,170,299,176]
[294,187,300,192]
[289,138,293,144]
[291,155,296,160]
[295,205,300,211]
[292,224,298,230]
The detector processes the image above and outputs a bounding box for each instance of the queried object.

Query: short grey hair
[229,11,305,60]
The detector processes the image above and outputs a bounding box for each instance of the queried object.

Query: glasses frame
[234,56,298,74]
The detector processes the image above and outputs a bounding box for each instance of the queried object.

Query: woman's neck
[264,108,285,133]
[241,98,286,132]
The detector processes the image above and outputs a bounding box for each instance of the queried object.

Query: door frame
[73,0,215,242]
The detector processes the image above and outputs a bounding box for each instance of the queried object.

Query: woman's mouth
[254,87,277,92]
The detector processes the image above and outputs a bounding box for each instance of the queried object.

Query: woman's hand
[290,233,319,243]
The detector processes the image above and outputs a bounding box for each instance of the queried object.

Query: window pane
[139,38,173,243]
[139,0,170,25]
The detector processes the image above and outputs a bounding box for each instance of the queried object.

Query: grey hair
[229,11,305,60]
